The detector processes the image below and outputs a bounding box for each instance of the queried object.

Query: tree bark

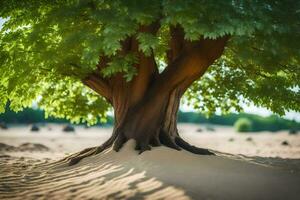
[67,32,229,166]
[68,73,215,165]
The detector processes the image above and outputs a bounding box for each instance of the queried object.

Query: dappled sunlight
[1,136,300,199]
[0,145,191,200]
[1,0,300,199]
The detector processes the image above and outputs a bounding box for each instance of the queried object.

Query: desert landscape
[1,124,300,199]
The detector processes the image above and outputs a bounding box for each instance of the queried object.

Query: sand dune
[1,140,300,200]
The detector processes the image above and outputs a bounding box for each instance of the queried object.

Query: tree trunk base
[64,132,215,166]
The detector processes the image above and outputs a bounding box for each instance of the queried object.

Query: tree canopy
[0,0,299,124]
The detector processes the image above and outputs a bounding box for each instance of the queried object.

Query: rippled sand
[0,124,300,199]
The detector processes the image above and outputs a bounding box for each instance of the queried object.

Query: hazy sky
[0,18,299,121]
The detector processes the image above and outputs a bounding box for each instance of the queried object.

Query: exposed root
[135,141,152,154]
[175,137,215,155]
[68,147,99,166]
[149,136,161,147]
[57,147,95,164]
[113,133,127,152]
[159,131,181,150]
[67,143,114,166]
[66,132,118,166]
[62,131,214,167]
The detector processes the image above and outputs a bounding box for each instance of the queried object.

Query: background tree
[0,0,299,165]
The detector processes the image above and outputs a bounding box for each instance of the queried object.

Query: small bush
[31,124,40,132]
[289,129,298,135]
[196,128,203,132]
[63,125,75,132]
[0,122,8,129]
[206,125,215,131]
[234,118,253,132]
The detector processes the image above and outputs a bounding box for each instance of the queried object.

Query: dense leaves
[0,0,299,124]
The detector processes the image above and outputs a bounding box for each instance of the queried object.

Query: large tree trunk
[66,84,213,166]
[112,85,213,153]
[66,26,229,165]
[113,85,183,152]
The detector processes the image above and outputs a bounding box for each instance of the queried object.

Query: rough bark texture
[66,25,229,166]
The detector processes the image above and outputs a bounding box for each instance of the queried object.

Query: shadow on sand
[0,140,300,200]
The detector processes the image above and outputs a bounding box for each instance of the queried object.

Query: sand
[0,124,300,199]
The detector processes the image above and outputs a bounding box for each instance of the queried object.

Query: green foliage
[137,33,159,56]
[38,77,110,125]
[0,103,114,126]
[1,108,298,132]
[0,0,299,123]
[234,118,253,132]
[177,111,300,132]
[101,54,138,81]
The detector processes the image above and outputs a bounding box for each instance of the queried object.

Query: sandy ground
[0,123,300,199]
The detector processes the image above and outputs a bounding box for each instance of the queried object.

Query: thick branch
[83,73,112,104]
[158,36,229,92]
[167,26,185,64]
[130,53,158,105]
[128,22,161,105]
[90,21,162,109]
[96,55,110,73]
[68,62,112,103]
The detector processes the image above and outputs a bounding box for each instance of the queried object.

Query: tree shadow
[215,150,300,172]
[0,151,191,199]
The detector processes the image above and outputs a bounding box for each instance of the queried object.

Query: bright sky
[1,19,299,122]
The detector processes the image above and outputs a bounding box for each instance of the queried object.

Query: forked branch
[167,26,186,64]
[83,73,112,103]
[158,35,229,92]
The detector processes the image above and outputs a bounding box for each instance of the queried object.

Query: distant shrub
[206,126,215,131]
[281,140,289,146]
[289,129,298,135]
[63,125,75,132]
[0,122,8,129]
[196,128,203,132]
[234,118,253,132]
[31,124,40,132]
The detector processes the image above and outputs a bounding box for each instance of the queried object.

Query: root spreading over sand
[1,140,300,200]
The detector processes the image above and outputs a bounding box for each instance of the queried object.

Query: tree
[234,118,253,132]
[0,1,299,165]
